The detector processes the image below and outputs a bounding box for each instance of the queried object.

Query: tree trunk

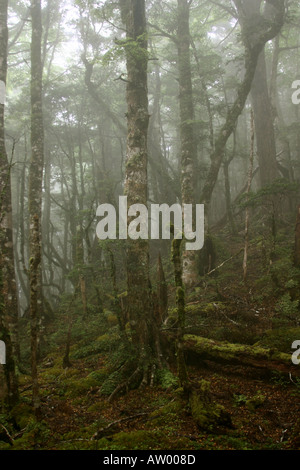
[0,0,19,407]
[243,110,255,281]
[177,0,198,286]
[223,129,237,236]
[294,205,300,268]
[251,48,279,186]
[120,0,155,386]
[156,252,168,324]
[29,0,44,418]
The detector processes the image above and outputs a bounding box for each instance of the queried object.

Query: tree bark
[120,0,154,385]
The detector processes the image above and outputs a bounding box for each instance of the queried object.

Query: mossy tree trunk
[177,0,199,287]
[120,0,156,386]
[29,0,44,418]
[0,0,19,407]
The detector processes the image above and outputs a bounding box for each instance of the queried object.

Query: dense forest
[1,0,300,452]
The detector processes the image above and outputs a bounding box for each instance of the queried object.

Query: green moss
[176,287,185,302]
[97,429,193,450]
[213,434,252,450]
[8,420,50,450]
[233,393,248,407]
[18,374,32,387]
[254,328,300,354]
[106,313,118,327]
[185,334,291,364]
[201,302,227,315]
[64,376,100,398]
[246,392,266,412]
[233,391,266,412]
[99,372,121,396]
[70,332,120,360]
[87,369,109,385]
[87,402,105,413]
[39,366,64,382]
[10,402,35,430]
[189,380,231,431]
[155,368,179,390]
[147,399,184,428]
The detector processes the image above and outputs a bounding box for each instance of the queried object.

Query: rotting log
[183,335,300,378]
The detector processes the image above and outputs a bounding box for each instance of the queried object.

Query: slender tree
[243,110,255,282]
[177,0,199,286]
[148,2,199,285]
[29,0,44,417]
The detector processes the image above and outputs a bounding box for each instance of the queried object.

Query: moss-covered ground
[1,323,300,450]
[1,223,300,450]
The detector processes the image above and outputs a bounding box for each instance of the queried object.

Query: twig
[289,372,298,385]
[206,248,244,276]
[206,237,264,277]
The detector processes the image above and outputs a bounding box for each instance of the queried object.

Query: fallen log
[183,335,300,379]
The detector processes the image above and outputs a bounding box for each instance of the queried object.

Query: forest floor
[1,223,300,450]
[2,336,300,451]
